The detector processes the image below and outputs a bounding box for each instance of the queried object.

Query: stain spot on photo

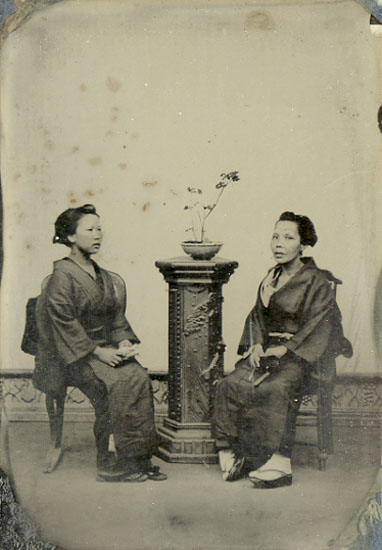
[45,140,55,151]
[70,198,77,205]
[170,189,177,196]
[105,130,114,137]
[80,83,88,92]
[119,163,127,170]
[245,10,275,31]
[86,190,95,197]
[142,180,158,188]
[25,242,31,250]
[88,156,102,166]
[111,106,119,121]
[168,515,188,528]
[106,76,122,92]
[142,202,150,212]
[72,146,80,153]
[14,172,22,180]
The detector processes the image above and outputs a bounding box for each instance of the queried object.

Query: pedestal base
[156,418,218,463]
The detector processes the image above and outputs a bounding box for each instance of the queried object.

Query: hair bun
[79,204,97,214]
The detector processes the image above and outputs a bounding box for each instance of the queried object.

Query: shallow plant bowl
[181,241,223,261]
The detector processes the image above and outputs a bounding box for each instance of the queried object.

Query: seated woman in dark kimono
[32,204,167,482]
[212,211,352,488]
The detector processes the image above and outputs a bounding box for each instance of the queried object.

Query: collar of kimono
[54,257,104,286]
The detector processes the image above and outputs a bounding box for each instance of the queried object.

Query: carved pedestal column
[155,257,238,463]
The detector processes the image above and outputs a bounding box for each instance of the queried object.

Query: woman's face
[69,214,103,255]
[271,220,304,264]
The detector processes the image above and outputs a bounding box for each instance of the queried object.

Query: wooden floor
[3,421,381,550]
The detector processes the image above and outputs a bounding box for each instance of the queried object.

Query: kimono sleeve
[46,271,98,366]
[108,273,140,345]
[284,277,337,364]
[237,292,266,355]
[110,314,140,345]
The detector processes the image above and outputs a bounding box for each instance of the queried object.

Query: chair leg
[317,388,334,471]
[44,392,66,473]
[325,405,334,455]
[318,452,328,471]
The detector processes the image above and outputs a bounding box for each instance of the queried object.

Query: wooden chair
[296,272,342,471]
[42,271,127,473]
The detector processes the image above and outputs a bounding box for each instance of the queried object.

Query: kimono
[212,257,352,465]
[33,257,158,462]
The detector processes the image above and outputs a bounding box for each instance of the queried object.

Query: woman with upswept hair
[32,204,167,482]
[212,211,352,488]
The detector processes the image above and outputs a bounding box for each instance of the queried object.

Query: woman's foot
[219,449,245,481]
[141,459,168,481]
[249,472,292,489]
[97,469,148,482]
[144,464,168,481]
[121,471,148,483]
[248,453,292,488]
[97,453,149,482]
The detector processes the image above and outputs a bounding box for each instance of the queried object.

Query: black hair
[53,204,99,247]
[278,211,317,247]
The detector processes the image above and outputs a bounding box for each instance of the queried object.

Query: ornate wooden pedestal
[155,256,238,463]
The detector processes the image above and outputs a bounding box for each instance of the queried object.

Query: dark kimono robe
[33,258,157,459]
[212,257,352,463]
[238,257,352,385]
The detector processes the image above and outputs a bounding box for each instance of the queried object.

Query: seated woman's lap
[63,357,152,410]
[217,353,306,405]
[213,353,308,458]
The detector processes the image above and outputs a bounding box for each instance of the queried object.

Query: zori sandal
[224,456,245,482]
[122,471,149,483]
[248,469,292,489]
[97,469,148,483]
[145,465,168,481]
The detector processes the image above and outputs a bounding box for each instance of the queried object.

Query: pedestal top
[156,256,238,267]
[155,256,238,284]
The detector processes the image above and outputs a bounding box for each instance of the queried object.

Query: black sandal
[145,465,167,481]
[97,469,148,483]
[122,471,148,483]
[225,456,245,482]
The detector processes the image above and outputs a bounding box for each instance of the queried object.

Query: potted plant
[182,171,240,260]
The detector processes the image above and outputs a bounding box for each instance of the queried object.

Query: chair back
[321,269,342,298]
[41,274,51,292]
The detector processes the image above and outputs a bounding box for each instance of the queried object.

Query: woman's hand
[118,340,139,360]
[263,345,287,359]
[93,346,125,367]
[249,344,264,369]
